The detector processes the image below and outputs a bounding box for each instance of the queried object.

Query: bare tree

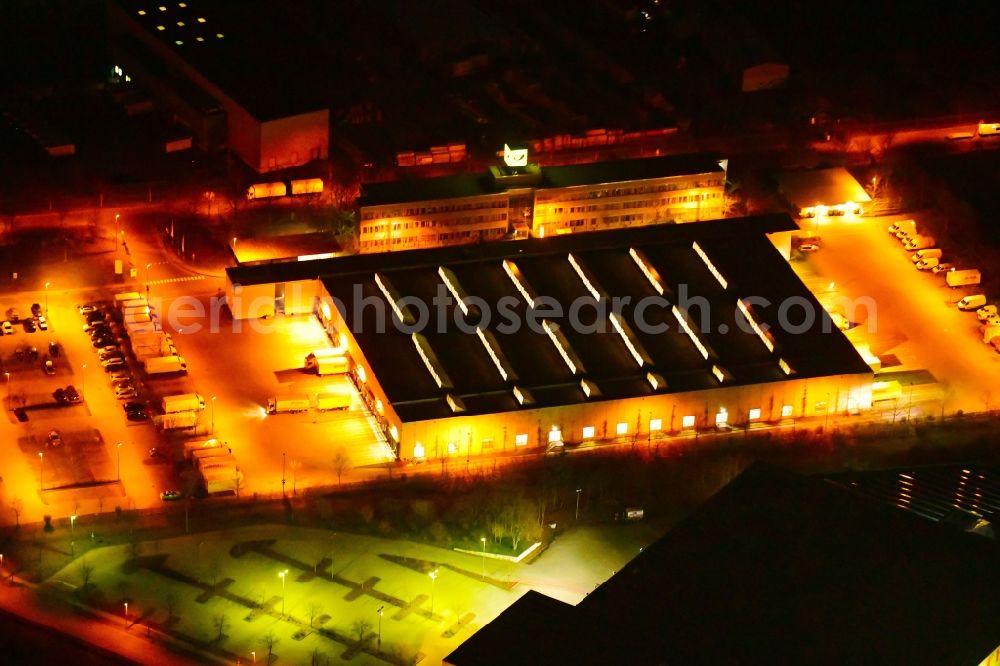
[10,498,23,528]
[332,448,351,486]
[212,613,229,642]
[165,592,178,624]
[79,559,94,588]
[260,631,279,664]
[307,601,324,628]
[234,467,245,499]
[351,618,372,644]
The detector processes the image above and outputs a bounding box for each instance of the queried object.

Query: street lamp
[4,372,10,409]
[38,452,44,492]
[117,442,123,482]
[124,602,128,627]
[376,606,384,650]
[279,569,288,615]
[211,395,217,434]
[251,651,256,665]
[115,214,120,254]
[480,537,486,578]
[282,452,286,497]
[81,364,86,396]
[575,488,582,521]
[429,569,438,615]
[44,282,50,316]
[70,514,76,536]
[145,263,152,301]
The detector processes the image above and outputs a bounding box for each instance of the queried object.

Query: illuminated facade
[227,215,872,459]
[358,153,726,253]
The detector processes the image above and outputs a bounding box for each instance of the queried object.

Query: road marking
[147,275,207,285]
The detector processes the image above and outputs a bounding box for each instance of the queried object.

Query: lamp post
[38,452,44,492]
[81,364,86,396]
[480,537,486,578]
[124,602,128,627]
[376,606,384,650]
[44,282,50,316]
[279,569,288,615]
[4,372,10,409]
[145,263,151,301]
[115,214,120,255]
[575,488,582,521]
[282,452,286,497]
[251,651,256,665]
[70,514,76,536]
[211,395,217,434]
[429,569,438,616]
[117,442,123,482]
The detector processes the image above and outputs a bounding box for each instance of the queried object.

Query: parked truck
[202,467,243,495]
[904,235,935,251]
[184,438,222,459]
[304,351,350,376]
[131,331,172,347]
[315,393,351,411]
[982,325,1000,344]
[946,269,981,288]
[124,318,158,336]
[135,345,176,361]
[163,393,205,413]
[121,298,151,315]
[153,411,198,430]
[266,396,311,414]
[114,291,141,305]
[145,355,187,375]
[197,455,237,473]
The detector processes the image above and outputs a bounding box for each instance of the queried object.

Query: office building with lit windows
[226,213,873,458]
[357,152,727,253]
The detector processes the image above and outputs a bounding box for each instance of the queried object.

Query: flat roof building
[226,214,872,458]
[445,464,1000,666]
[777,167,872,219]
[358,153,727,252]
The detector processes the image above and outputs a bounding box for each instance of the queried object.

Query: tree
[351,618,372,644]
[212,613,229,642]
[307,601,324,628]
[79,559,94,588]
[332,448,351,486]
[505,496,541,551]
[260,631,279,664]
[10,498,23,528]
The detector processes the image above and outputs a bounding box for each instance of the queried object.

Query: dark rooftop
[445,464,1000,666]
[229,214,872,423]
[358,152,724,207]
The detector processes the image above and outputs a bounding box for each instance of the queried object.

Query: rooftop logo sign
[503,143,528,167]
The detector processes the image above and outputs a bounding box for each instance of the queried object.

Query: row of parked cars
[889,222,1000,353]
[78,302,149,420]
[0,304,48,335]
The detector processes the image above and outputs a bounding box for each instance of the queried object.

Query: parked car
[124,401,147,414]
[42,360,55,375]
[30,303,42,317]
[977,305,998,321]
[798,242,821,253]
[78,304,99,315]
[160,490,183,502]
[92,335,116,348]
[47,430,62,447]
[36,316,48,331]
[97,345,120,356]
[894,230,911,241]
[931,263,954,274]
[2,321,13,335]
[114,385,138,399]
[102,358,127,371]
[22,319,37,333]
[915,258,939,270]
[48,341,60,357]
[887,222,905,234]
[126,410,150,422]
[6,308,20,322]
[53,386,81,404]
[98,349,124,363]
[148,447,167,460]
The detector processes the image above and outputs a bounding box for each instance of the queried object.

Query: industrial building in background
[226,214,874,459]
[358,152,727,252]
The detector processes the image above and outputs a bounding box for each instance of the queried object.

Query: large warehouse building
[358,152,727,253]
[225,214,873,459]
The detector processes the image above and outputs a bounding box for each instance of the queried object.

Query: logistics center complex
[226,213,875,460]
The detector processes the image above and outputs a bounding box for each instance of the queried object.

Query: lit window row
[374,272,415,326]
[478,328,518,382]
[543,320,585,375]
[672,305,709,360]
[691,241,728,289]
[502,259,537,308]
[437,266,470,316]
[411,333,453,389]
[736,298,775,352]
[628,247,666,295]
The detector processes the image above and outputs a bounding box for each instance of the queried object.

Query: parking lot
[789,212,998,416]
